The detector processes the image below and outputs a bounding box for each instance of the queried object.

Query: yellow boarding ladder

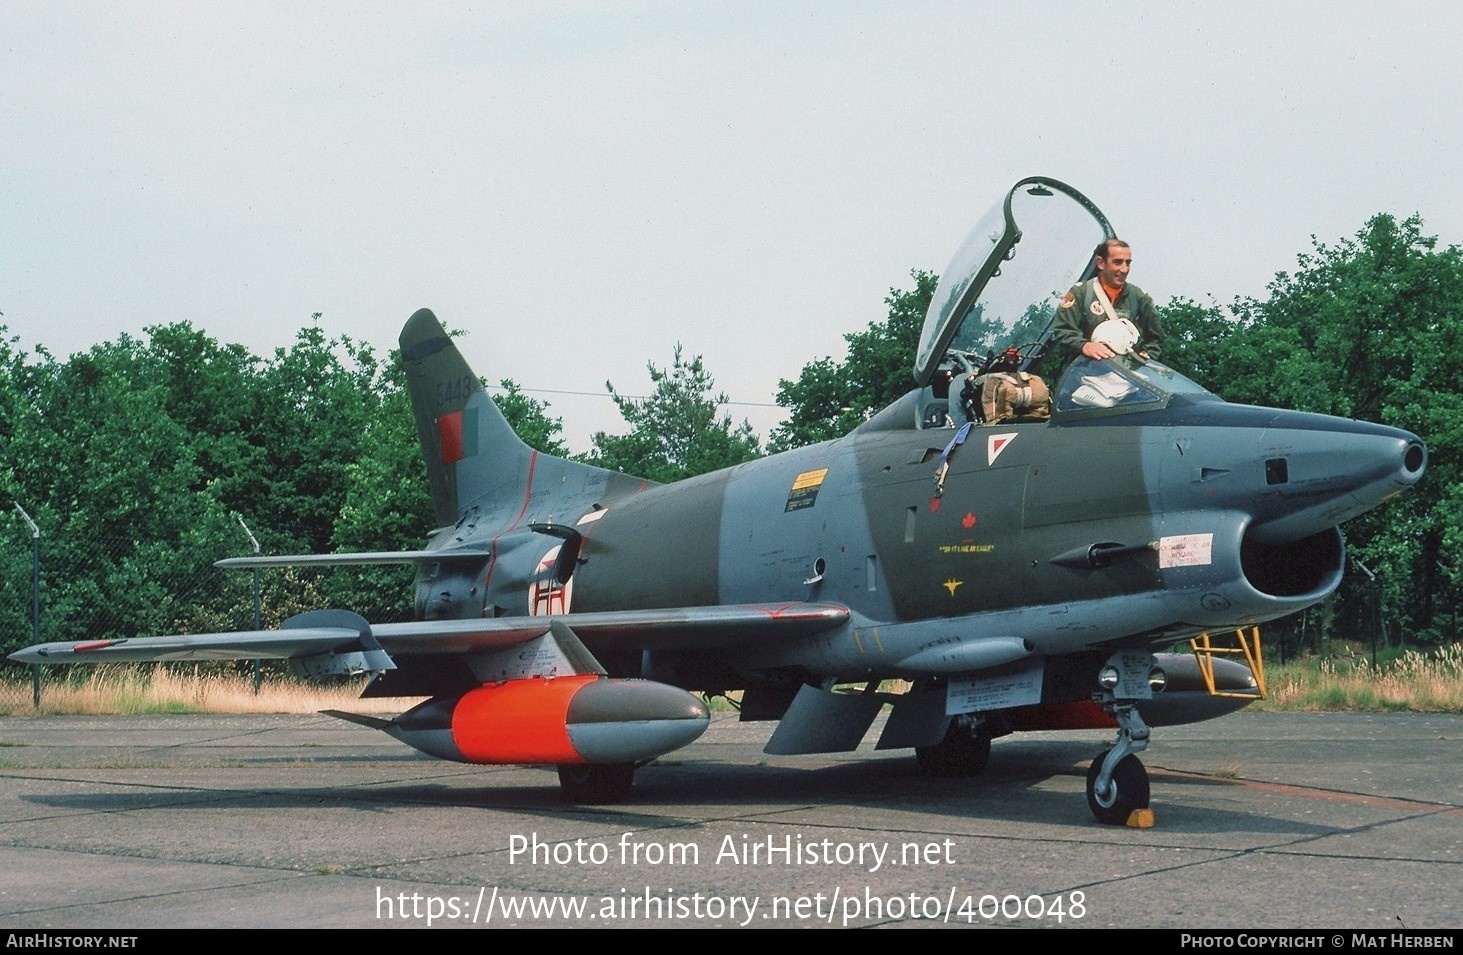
[1189,627,1267,700]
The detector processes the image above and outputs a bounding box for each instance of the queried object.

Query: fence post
[13,503,40,708]
[1353,559,1378,667]
[236,515,263,694]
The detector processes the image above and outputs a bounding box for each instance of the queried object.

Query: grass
[0,664,418,716]
[1250,643,1463,712]
[1,644,1459,715]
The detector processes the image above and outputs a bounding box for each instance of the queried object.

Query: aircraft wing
[9,602,851,665]
[372,602,851,653]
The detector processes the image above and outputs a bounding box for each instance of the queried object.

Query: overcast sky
[4,1,1460,451]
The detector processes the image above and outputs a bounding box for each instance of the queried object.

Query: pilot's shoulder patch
[1059,292,1075,309]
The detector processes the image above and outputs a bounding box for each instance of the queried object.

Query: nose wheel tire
[1086,749,1150,825]
[557,762,636,804]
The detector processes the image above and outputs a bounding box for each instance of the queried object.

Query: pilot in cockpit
[1052,238,1165,363]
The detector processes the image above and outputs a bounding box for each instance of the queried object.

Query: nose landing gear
[1087,650,1158,826]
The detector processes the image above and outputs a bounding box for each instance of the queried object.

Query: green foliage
[1279,217,1456,643]
[1152,297,1235,385]
[587,346,760,483]
[0,318,431,656]
[770,270,935,451]
[333,360,428,554]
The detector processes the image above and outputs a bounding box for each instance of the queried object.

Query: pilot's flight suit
[1052,278,1164,359]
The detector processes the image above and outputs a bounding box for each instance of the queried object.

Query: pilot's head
[1094,238,1132,290]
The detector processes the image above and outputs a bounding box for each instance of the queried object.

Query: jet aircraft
[11,177,1427,824]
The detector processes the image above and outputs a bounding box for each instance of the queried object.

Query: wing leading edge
[9,602,850,669]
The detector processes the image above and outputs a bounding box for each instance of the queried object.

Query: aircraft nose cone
[1319,426,1426,511]
[1375,433,1426,497]
[1238,418,1426,546]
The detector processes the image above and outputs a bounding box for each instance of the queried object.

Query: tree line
[1,213,1457,658]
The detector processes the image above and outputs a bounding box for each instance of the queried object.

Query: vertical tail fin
[399,308,532,528]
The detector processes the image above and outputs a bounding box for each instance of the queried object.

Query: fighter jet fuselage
[411,363,1422,696]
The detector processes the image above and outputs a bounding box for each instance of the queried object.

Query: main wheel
[916,718,992,778]
[557,762,635,804]
[1085,749,1150,825]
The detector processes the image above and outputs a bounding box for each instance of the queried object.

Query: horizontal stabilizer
[215,546,491,570]
[10,626,376,664]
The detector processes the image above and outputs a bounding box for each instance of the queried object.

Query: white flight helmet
[1090,318,1139,356]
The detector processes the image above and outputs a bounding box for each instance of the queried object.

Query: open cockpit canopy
[915,177,1113,389]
